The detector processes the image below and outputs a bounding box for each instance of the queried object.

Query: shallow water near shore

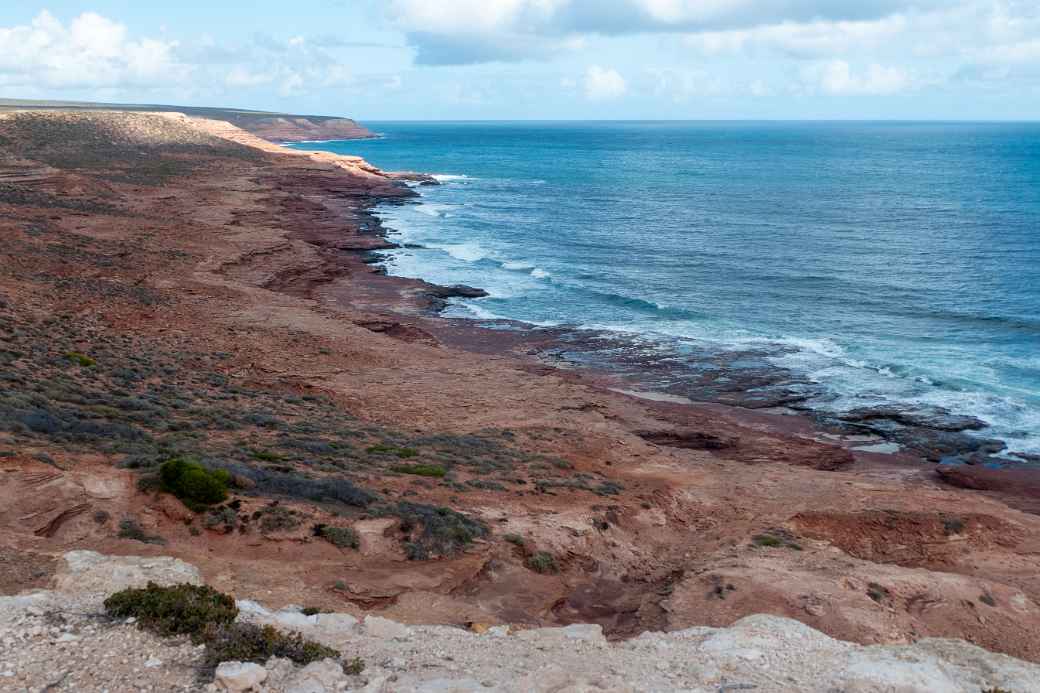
[294,122,1040,458]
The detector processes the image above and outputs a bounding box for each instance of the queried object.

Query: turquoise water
[293,122,1040,456]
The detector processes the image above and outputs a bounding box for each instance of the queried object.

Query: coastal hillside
[0,98,375,142]
[2,108,1040,691]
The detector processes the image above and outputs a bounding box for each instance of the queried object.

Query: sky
[1,1,1038,120]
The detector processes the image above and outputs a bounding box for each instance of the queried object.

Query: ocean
[292,121,1040,459]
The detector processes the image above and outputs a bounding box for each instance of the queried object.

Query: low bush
[65,351,96,367]
[201,622,339,669]
[159,458,229,510]
[943,517,965,535]
[367,444,418,459]
[105,583,347,673]
[255,505,302,533]
[391,463,446,478]
[751,534,783,547]
[314,524,360,549]
[387,501,488,559]
[751,531,802,551]
[204,506,239,533]
[117,518,165,545]
[232,466,374,508]
[526,551,559,574]
[104,582,238,638]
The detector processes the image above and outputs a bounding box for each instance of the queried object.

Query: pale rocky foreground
[0,552,1036,692]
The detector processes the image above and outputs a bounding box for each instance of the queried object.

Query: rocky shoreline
[347,181,1036,483]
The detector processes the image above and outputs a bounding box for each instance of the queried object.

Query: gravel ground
[0,592,203,692]
[2,551,1039,692]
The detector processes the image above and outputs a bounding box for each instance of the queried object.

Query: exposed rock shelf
[2,551,1038,692]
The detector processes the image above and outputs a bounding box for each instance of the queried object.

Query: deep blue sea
[293,122,1040,457]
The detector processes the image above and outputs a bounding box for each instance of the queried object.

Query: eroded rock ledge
[1,551,1037,692]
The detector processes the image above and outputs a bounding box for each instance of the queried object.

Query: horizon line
[350,118,1039,123]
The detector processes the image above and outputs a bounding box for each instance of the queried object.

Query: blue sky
[1,2,1038,120]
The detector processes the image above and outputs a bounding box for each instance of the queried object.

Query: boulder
[316,612,360,635]
[515,623,607,648]
[214,661,267,692]
[424,284,489,299]
[55,550,201,597]
[363,615,411,640]
[283,659,347,693]
[272,608,319,631]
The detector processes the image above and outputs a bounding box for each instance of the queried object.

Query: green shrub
[526,551,559,574]
[159,458,229,510]
[391,463,446,478]
[503,533,525,547]
[367,444,418,459]
[943,517,966,535]
[751,534,782,547]
[314,524,359,549]
[117,518,165,545]
[387,502,488,559]
[201,622,339,668]
[751,532,802,550]
[106,583,348,672]
[104,582,238,638]
[867,582,891,604]
[66,351,96,367]
[204,506,238,533]
[255,505,301,533]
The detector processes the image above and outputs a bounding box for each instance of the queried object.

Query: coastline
[3,109,1040,666]
[355,170,1038,471]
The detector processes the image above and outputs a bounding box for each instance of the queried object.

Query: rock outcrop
[2,551,1039,692]
[228,115,374,143]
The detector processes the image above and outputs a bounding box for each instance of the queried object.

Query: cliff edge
[0,98,375,142]
[1,551,1037,692]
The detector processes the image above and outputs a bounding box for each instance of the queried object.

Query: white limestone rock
[282,658,348,693]
[214,661,267,692]
[363,615,411,640]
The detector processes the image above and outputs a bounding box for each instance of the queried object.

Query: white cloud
[386,0,945,64]
[0,11,396,101]
[0,11,187,89]
[583,65,627,100]
[685,15,908,59]
[803,60,912,95]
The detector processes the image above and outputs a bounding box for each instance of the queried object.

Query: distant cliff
[0,98,375,143]
[225,114,375,142]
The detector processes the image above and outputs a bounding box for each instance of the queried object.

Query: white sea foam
[530,268,551,279]
[502,260,535,271]
[432,174,472,182]
[441,242,489,263]
[459,303,506,320]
